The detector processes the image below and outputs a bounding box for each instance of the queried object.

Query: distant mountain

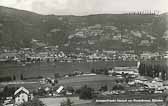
[0,6,168,53]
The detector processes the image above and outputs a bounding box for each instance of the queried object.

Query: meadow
[57,75,118,90]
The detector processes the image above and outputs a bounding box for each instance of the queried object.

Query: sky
[0,0,168,15]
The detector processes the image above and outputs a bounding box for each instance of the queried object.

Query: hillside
[0,6,168,53]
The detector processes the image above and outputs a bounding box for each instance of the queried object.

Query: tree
[66,86,74,94]
[60,98,73,106]
[20,74,24,80]
[13,75,16,80]
[37,88,47,96]
[104,69,109,75]
[78,85,94,100]
[138,61,168,80]
[3,86,18,97]
[99,85,108,92]
[112,84,124,90]
[91,68,95,73]
[19,98,45,106]
[54,73,60,79]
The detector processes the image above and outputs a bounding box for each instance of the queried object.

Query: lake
[0,61,137,79]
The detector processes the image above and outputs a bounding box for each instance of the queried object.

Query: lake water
[0,61,137,79]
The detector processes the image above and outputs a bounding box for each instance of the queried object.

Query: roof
[153,77,163,82]
[163,80,168,85]
[0,52,17,58]
[113,67,138,72]
[14,87,29,95]
[56,86,64,93]
[135,76,153,81]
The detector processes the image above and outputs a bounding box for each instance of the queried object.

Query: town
[0,44,168,106]
[0,46,168,64]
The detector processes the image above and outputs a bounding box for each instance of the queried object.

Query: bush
[54,73,60,79]
[112,84,125,90]
[2,86,18,97]
[0,76,12,82]
[19,98,45,106]
[99,85,108,92]
[60,98,73,106]
[66,86,74,94]
[78,85,94,100]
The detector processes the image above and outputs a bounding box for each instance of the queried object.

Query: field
[0,80,47,92]
[40,97,92,106]
[40,97,165,106]
[97,93,165,100]
[0,74,118,93]
[57,75,118,90]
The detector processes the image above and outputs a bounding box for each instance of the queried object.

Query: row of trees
[138,61,168,80]
[0,74,23,82]
[0,76,12,82]
[0,86,18,98]
[0,74,45,82]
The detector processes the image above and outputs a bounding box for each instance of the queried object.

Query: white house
[14,87,31,105]
[56,86,64,94]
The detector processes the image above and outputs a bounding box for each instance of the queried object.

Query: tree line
[138,61,168,80]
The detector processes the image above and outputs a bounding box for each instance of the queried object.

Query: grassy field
[97,93,165,100]
[0,80,49,92]
[57,75,118,90]
[40,97,92,106]
[0,75,118,92]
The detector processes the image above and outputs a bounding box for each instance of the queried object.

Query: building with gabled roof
[14,87,31,105]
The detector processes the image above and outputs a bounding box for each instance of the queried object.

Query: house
[56,86,64,94]
[14,87,32,105]
[111,67,139,75]
[135,76,153,84]
[140,52,160,60]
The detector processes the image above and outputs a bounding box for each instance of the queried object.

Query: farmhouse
[135,76,153,83]
[140,52,159,60]
[14,87,33,105]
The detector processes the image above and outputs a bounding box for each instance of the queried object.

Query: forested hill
[0,6,168,52]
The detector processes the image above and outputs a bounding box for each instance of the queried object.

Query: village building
[140,52,160,60]
[111,67,139,76]
[14,87,33,105]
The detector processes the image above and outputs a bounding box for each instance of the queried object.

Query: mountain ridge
[0,6,168,53]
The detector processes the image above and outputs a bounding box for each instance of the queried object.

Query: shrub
[78,85,94,100]
[60,98,73,106]
[19,98,45,106]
